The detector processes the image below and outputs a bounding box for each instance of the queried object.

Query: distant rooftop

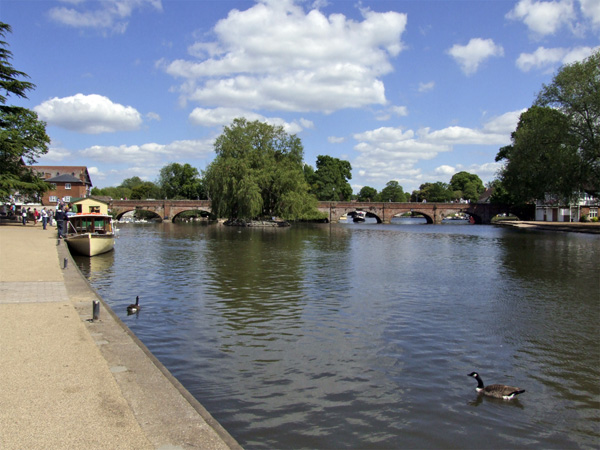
[46,174,84,183]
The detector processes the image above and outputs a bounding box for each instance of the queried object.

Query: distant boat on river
[353,211,366,222]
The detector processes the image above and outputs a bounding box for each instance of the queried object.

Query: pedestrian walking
[21,208,27,225]
[55,207,66,238]
[33,208,39,225]
[41,208,48,230]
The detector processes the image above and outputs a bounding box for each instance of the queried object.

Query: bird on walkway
[127,296,141,314]
[468,372,525,400]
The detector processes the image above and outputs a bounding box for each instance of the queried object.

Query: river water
[74,220,600,449]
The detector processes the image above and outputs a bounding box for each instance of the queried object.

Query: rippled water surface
[75,222,600,449]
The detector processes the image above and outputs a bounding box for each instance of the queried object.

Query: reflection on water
[77,222,600,449]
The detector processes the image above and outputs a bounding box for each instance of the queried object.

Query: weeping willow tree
[203,118,323,221]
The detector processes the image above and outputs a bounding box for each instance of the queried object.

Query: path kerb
[0,223,242,450]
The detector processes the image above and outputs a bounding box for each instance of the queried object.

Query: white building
[535,192,598,222]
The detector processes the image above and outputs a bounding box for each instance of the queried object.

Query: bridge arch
[171,209,214,222]
[114,208,135,221]
[115,208,163,222]
[402,209,434,224]
[345,210,383,223]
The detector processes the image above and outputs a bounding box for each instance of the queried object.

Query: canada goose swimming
[127,296,141,314]
[468,372,525,400]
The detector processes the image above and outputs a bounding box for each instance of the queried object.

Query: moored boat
[65,213,115,256]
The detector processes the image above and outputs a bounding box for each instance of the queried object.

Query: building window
[65,183,71,190]
[49,196,57,203]
[63,196,71,203]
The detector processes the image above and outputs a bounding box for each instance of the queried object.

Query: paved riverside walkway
[0,223,242,450]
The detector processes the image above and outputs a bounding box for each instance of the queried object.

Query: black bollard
[92,300,100,321]
[63,258,68,269]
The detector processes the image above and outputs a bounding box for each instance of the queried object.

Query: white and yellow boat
[65,213,115,256]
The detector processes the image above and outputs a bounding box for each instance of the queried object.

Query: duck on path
[468,372,525,400]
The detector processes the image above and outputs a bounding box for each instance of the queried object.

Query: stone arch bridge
[109,199,533,224]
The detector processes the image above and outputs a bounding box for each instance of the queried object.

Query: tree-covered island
[203,118,324,223]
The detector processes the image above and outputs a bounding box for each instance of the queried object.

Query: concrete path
[0,222,242,450]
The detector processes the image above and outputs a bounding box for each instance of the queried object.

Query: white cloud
[34,94,143,134]
[422,125,510,146]
[430,162,503,185]
[375,105,408,121]
[146,112,161,121]
[352,126,452,185]
[422,111,520,146]
[38,146,72,162]
[299,118,315,129]
[390,106,408,116]
[80,139,215,165]
[48,0,162,34]
[516,45,600,71]
[580,0,600,28]
[448,38,504,75]
[351,111,519,187]
[163,0,407,113]
[328,136,346,144]
[86,166,106,182]
[507,0,576,36]
[188,107,309,134]
[482,109,526,135]
[434,165,456,176]
[418,81,435,92]
[468,162,503,177]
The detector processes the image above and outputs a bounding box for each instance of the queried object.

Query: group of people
[20,207,52,229]
[17,202,77,238]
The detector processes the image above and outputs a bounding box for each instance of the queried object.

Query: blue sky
[3,0,599,192]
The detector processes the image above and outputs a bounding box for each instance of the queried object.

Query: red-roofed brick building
[30,166,93,206]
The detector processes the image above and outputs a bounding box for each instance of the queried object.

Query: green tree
[119,176,144,190]
[91,185,132,200]
[204,118,321,221]
[310,155,352,201]
[487,179,514,204]
[413,182,452,202]
[496,106,580,203]
[449,171,484,202]
[535,50,599,195]
[158,162,204,199]
[92,177,162,200]
[379,180,409,202]
[358,186,378,202]
[0,22,50,202]
[131,181,161,200]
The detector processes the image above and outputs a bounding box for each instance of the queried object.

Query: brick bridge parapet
[110,199,212,221]
[109,199,531,224]
[317,201,471,224]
